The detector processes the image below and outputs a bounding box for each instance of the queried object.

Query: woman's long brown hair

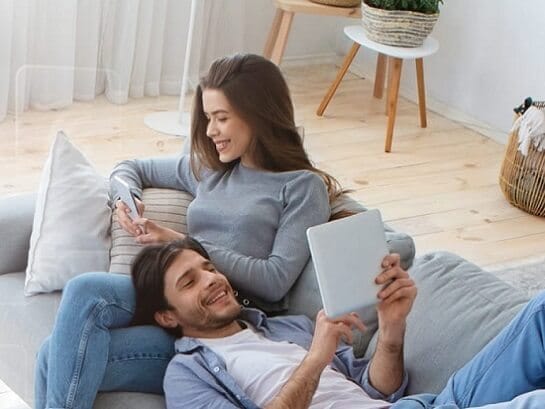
[190,54,351,220]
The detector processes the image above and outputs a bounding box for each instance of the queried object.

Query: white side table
[317,25,439,152]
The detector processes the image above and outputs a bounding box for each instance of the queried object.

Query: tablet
[306,209,389,320]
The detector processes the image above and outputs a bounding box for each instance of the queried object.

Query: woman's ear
[154,310,179,329]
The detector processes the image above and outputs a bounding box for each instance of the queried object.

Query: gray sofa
[0,192,530,408]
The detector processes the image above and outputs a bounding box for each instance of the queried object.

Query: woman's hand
[133,218,185,245]
[115,198,146,236]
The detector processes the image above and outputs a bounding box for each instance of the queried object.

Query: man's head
[131,238,241,338]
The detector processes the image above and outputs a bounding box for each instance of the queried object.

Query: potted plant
[361,0,443,47]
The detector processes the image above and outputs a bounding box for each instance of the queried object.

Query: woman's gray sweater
[111,155,330,311]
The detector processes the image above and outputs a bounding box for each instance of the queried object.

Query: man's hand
[375,253,417,344]
[115,198,146,236]
[264,311,366,409]
[367,253,416,397]
[307,310,366,370]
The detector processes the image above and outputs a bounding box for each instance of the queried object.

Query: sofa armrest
[0,192,36,275]
[362,251,529,395]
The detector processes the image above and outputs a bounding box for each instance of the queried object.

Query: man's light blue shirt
[163,308,408,409]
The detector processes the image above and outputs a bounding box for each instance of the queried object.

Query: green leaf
[365,0,442,13]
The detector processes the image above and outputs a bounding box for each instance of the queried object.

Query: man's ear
[154,310,179,329]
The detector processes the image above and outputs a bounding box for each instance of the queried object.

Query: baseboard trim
[281,53,338,68]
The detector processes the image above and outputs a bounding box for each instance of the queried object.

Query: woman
[35,54,347,409]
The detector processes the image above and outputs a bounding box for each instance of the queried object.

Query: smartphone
[111,176,140,221]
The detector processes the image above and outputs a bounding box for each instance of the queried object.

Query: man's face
[159,250,241,338]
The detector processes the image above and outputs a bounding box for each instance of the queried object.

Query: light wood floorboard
[0,63,543,268]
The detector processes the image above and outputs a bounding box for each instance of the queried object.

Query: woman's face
[202,88,255,168]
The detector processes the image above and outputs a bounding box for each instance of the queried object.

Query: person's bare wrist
[173,231,185,241]
[305,349,330,372]
[378,323,406,349]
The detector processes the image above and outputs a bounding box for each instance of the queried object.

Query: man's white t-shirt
[199,324,390,409]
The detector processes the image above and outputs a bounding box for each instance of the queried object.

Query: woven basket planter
[499,101,545,217]
[361,1,439,47]
[310,0,361,6]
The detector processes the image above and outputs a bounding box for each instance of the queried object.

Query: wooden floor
[1,64,544,268]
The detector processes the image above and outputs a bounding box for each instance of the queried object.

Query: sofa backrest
[0,193,36,275]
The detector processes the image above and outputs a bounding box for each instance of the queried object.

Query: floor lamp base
[144,111,191,137]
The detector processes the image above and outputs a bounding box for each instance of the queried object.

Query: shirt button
[236,395,241,400]
[242,299,250,306]
[213,366,220,373]
[233,290,239,297]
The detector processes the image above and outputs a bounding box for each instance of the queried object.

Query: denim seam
[457,303,545,406]
[65,299,124,409]
[108,355,172,363]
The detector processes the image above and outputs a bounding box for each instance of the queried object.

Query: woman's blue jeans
[35,272,175,409]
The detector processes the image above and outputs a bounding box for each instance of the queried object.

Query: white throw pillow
[25,131,111,296]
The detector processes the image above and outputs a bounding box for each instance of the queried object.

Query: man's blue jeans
[35,273,545,409]
[392,291,545,409]
[35,273,174,409]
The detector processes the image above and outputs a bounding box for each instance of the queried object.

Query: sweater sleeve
[198,172,331,303]
[109,154,198,200]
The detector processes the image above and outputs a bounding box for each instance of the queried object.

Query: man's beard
[197,303,242,331]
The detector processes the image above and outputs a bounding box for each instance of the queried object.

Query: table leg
[316,42,361,116]
[270,11,294,65]
[263,9,283,60]
[385,57,403,153]
[385,57,393,116]
[416,58,427,128]
[373,53,387,99]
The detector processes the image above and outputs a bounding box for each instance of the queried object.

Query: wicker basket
[361,1,439,47]
[310,0,360,6]
[499,101,545,217]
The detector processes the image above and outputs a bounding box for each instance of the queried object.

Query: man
[131,238,545,409]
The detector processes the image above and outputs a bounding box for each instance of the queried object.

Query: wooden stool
[263,0,361,65]
[317,25,439,152]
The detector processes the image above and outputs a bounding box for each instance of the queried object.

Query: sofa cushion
[25,132,111,295]
[94,392,165,408]
[362,251,530,395]
[0,272,166,408]
[109,188,193,274]
[0,272,61,403]
[0,193,36,275]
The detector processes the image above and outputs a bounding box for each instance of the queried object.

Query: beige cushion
[25,131,111,295]
[109,188,193,274]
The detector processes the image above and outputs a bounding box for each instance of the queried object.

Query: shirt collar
[174,308,268,353]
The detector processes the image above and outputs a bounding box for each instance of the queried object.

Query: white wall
[336,0,545,142]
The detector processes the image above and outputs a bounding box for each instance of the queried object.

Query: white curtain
[0,0,251,123]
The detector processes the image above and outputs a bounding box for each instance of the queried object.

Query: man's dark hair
[130,237,210,337]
